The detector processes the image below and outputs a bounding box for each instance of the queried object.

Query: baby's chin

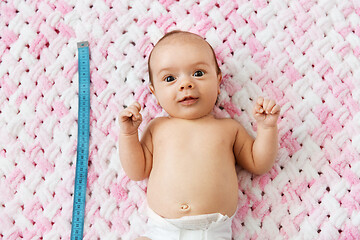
[167,111,214,120]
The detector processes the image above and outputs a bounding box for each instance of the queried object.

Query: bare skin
[118,31,280,238]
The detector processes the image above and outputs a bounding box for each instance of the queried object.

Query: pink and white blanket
[1,0,360,239]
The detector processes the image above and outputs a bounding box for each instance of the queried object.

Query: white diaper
[142,207,234,240]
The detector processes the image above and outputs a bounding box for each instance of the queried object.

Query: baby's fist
[253,97,280,128]
[119,102,142,135]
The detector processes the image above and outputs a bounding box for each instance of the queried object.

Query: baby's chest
[154,125,235,151]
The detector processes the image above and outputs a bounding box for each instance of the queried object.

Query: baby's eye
[165,76,176,82]
[193,70,204,77]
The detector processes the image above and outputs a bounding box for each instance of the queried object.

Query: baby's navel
[180,203,191,212]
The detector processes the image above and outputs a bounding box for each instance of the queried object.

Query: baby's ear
[217,73,222,94]
[148,84,160,105]
[149,84,155,95]
[217,73,222,83]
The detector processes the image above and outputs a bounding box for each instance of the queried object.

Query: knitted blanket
[1,0,359,239]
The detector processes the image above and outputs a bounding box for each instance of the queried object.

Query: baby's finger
[127,103,141,115]
[119,109,133,121]
[131,102,141,112]
[126,106,137,116]
[132,112,142,122]
[254,97,264,112]
[264,99,276,113]
[270,104,281,114]
[119,105,139,120]
[262,99,271,113]
[254,103,264,114]
[257,97,264,106]
[127,107,141,119]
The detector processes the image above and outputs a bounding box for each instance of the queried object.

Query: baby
[119,31,280,240]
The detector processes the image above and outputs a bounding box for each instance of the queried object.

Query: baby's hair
[147,30,221,85]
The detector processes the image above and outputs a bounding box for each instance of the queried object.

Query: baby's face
[149,35,221,120]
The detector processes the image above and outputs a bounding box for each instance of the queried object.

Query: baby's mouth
[179,96,199,105]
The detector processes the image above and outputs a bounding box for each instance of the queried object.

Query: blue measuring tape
[71,41,90,240]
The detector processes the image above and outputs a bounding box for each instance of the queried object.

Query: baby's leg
[136,237,151,240]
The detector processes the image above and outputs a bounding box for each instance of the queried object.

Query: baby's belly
[146,157,239,219]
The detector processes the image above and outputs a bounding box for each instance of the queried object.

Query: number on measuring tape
[71,41,90,240]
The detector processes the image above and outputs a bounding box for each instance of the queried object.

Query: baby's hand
[253,97,281,128]
[119,102,142,135]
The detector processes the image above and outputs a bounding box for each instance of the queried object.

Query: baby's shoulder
[215,117,242,128]
[208,118,244,136]
[146,116,170,129]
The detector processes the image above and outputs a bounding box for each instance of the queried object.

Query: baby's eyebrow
[157,67,175,76]
[156,61,211,76]
[190,61,210,68]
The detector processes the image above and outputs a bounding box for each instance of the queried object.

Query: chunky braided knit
[1,0,359,239]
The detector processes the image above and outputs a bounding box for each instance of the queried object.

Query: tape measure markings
[71,41,90,240]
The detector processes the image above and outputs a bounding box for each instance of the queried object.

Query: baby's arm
[234,97,280,175]
[118,102,153,181]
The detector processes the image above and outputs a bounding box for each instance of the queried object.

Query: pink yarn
[1,0,360,239]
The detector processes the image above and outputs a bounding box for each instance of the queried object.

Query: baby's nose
[179,78,194,90]
[180,83,193,90]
